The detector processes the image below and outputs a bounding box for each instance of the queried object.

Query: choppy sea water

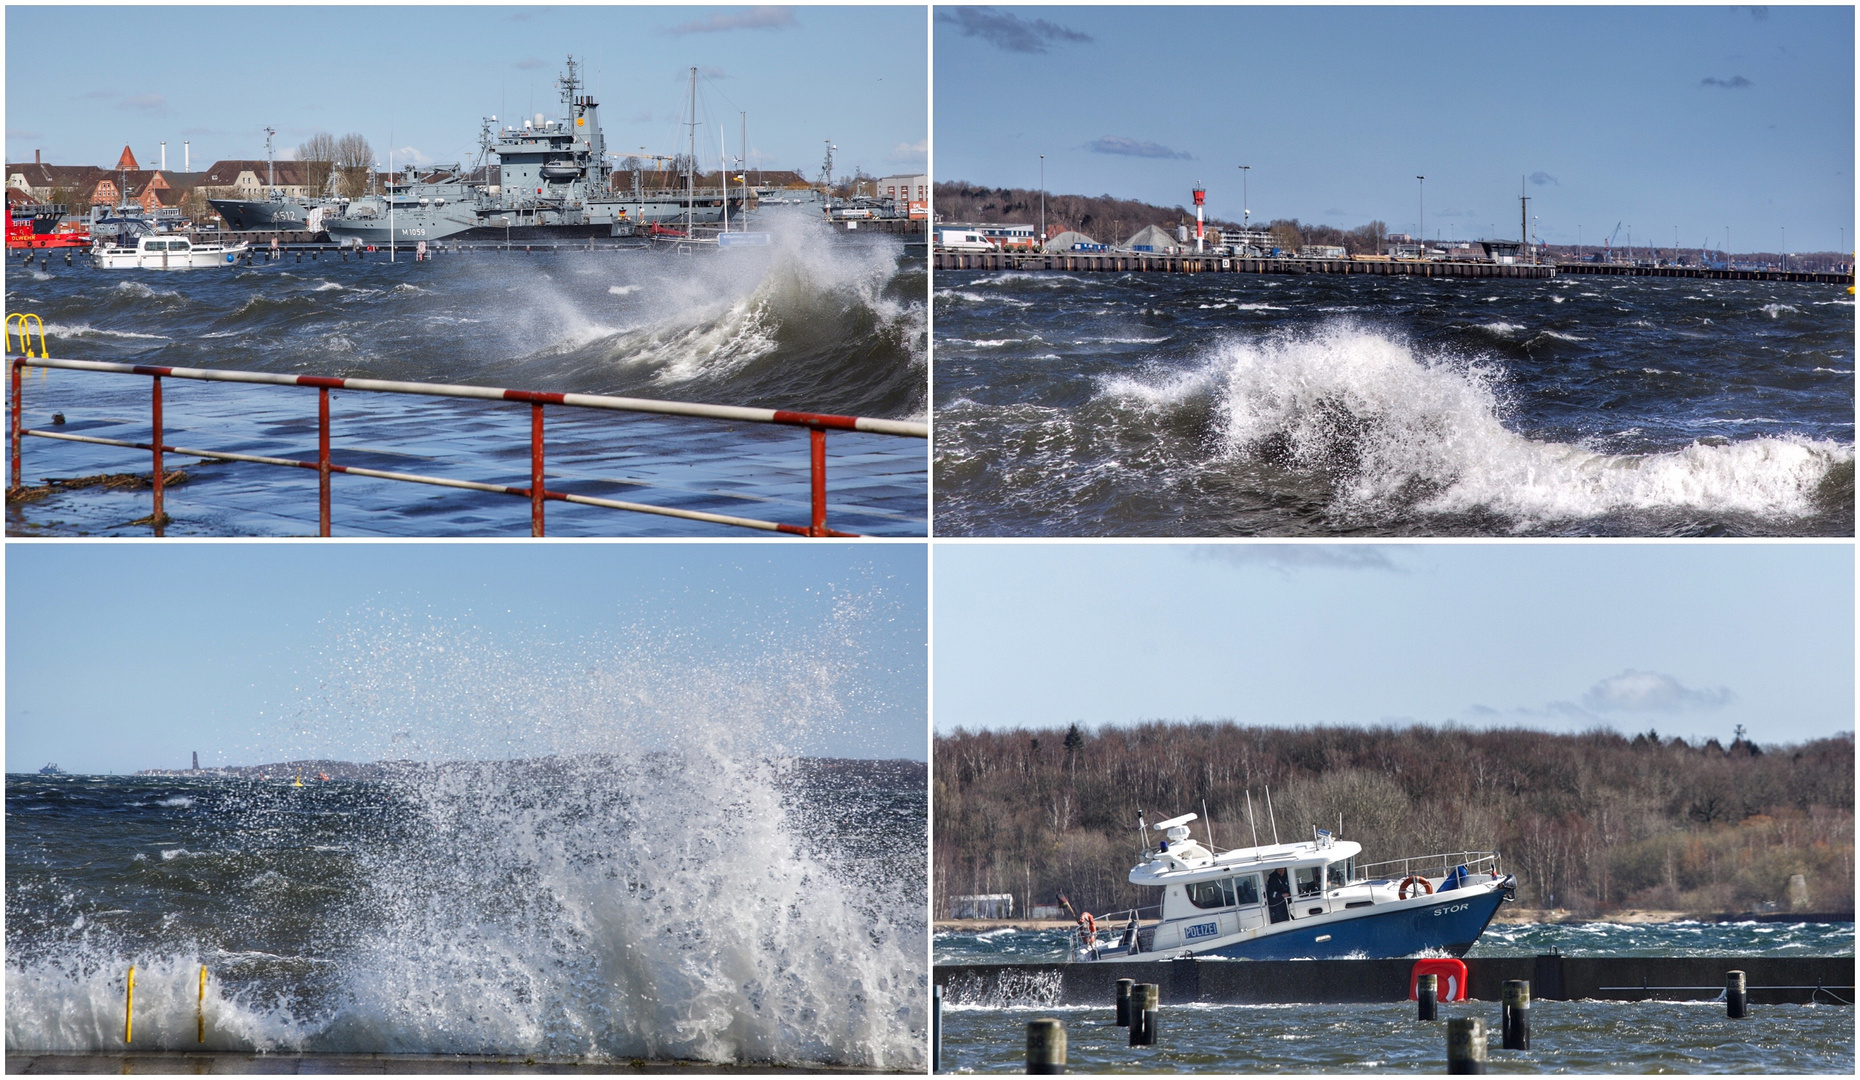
[6,216,925,536]
[6,763,927,1067]
[934,271,1853,536]
[937,999,1855,1073]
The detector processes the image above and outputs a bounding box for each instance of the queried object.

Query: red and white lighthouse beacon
[1192,184,1206,253]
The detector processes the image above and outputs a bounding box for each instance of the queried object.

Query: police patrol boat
[1072,811,1515,962]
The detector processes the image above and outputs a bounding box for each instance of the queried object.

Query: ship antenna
[1265,785,1280,846]
[264,127,276,195]
[1202,798,1215,851]
[1245,790,1260,850]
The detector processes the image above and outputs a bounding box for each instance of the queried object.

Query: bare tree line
[935,722,1854,920]
[296,132,376,198]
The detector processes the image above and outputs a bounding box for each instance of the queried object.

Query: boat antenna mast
[1202,798,1215,851]
[1265,785,1280,846]
[819,139,836,197]
[1245,791,1260,849]
[264,126,276,195]
[685,65,696,236]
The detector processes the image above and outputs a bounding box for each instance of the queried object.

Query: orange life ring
[1399,875,1435,900]
[1078,912,1096,939]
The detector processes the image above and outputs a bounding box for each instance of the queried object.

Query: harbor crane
[1603,221,1623,263]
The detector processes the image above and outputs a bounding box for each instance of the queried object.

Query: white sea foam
[1759,303,1800,318]
[1111,322,1850,525]
[41,322,168,342]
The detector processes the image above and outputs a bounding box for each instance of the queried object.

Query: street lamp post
[1238,165,1250,232]
[1039,154,1045,244]
[1780,226,1786,272]
[1416,175,1425,250]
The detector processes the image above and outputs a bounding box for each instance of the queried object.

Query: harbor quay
[935,957,1856,1006]
[3,1051,894,1074]
[932,249,1854,284]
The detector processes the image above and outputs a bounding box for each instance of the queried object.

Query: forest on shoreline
[934,722,1854,920]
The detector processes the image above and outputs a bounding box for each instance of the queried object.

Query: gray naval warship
[207,128,344,231]
[323,57,746,247]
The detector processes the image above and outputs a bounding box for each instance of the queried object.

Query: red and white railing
[7,355,926,537]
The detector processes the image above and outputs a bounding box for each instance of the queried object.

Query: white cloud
[1190,546,1406,574]
[1582,670,1734,713]
[665,7,795,35]
[889,139,927,163]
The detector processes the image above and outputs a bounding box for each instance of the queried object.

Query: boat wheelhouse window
[1234,873,1262,906]
[1295,866,1323,898]
[1326,859,1355,889]
[1187,877,1238,910]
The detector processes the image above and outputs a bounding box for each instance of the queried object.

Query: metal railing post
[530,402,544,537]
[150,375,164,534]
[810,427,826,536]
[9,358,21,490]
[318,387,331,536]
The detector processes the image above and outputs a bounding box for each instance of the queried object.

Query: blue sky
[7,543,928,773]
[934,543,1854,745]
[936,6,1854,253]
[6,6,926,178]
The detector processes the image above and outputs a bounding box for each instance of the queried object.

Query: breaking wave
[1106,322,1851,526]
[6,610,924,1067]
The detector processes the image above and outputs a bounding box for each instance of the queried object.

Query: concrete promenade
[5,1052,889,1074]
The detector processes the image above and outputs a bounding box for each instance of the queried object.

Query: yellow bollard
[198,965,207,1042]
[124,964,135,1043]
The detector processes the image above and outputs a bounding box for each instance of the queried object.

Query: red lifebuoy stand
[1410,958,1469,1002]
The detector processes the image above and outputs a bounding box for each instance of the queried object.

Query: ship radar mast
[264,127,277,196]
[820,139,836,195]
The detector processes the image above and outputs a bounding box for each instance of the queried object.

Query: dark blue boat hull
[1194,883,1509,960]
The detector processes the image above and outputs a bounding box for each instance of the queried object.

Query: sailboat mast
[685,66,695,234]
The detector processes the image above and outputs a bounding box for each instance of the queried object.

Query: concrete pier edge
[4,1051,900,1074]
[934,957,1855,1006]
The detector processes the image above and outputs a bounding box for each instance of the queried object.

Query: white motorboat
[93,235,249,270]
[1072,812,1515,962]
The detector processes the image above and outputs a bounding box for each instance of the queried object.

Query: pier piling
[1446,1017,1486,1074]
[123,964,134,1044]
[1115,978,1133,1026]
[1025,1018,1066,1074]
[1129,983,1159,1046]
[1417,973,1438,1021]
[197,966,207,1043]
[1727,970,1748,1019]
[1501,980,1530,1050]
[932,985,941,1073]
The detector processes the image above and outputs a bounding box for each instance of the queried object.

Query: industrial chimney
[184,141,190,172]
[161,141,167,171]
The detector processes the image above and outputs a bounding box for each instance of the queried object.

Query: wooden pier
[1553,261,1852,284]
[934,249,1854,285]
[935,251,1556,278]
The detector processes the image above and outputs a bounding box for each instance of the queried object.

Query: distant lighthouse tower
[1193,184,1206,253]
[192,751,199,772]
